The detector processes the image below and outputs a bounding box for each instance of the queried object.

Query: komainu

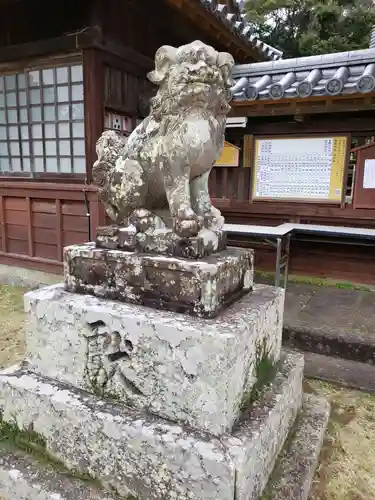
[92,40,235,237]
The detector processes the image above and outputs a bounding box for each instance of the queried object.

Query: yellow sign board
[215,141,240,167]
[252,136,348,202]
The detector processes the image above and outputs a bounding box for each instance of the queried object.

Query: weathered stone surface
[64,243,254,318]
[25,283,283,436]
[95,223,227,259]
[0,448,116,500]
[261,394,330,500]
[92,41,236,238]
[0,351,303,500]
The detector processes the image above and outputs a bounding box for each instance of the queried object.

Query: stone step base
[0,394,329,500]
[262,393,330,500]
[283,323,375,365]
[0,351,304,500]
[0,448,116,500]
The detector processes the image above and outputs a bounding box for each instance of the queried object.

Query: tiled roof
[231,48,375,101]
[198,0,283,61]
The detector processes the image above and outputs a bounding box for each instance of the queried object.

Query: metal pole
[275,237,282,287]
[283,233,291,289]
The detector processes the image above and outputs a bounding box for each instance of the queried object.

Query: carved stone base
[24,283,283,436]
[95,224,227,259]
[63,243,254,318]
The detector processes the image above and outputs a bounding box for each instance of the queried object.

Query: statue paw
[130,209,167,233]
[204,207,224,231]
[174,208,203,238]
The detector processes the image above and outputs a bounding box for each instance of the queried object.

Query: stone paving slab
[303,351,375,393]
[282,282,375,363]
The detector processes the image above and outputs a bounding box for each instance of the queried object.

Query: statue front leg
[190,169,224,230]
[160,157,202,237]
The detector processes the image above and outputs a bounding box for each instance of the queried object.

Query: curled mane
[149,74,231,121]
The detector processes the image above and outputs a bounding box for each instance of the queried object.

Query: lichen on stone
[91,41,236,240]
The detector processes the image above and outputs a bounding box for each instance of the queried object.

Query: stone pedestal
[25,284,283,436]
[64,243,254,318]
[0,258,329,500]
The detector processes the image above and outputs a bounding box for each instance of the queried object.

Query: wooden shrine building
[212,43,375,283]
[1,0,375,284]
[0,0,281,274]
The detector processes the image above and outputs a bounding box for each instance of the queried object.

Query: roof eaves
[198,0,283,61]
[233,48,375,78]
[231,48,375,102]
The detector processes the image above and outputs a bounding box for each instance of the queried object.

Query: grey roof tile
[348,49,375,61]
[232,47,375,101]
[198,0,282,61]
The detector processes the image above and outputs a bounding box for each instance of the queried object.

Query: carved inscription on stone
[84,320,141,398]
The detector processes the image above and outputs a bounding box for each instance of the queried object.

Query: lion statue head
[147,41,235,120]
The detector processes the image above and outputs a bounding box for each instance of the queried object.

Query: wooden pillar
[83,48,104,183]
[243,134,254,169]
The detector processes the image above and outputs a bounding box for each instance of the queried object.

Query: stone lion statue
[92,40,235,237]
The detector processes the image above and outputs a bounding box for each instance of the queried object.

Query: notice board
[252,136,348,202]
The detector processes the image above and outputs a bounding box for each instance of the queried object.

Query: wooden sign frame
[353,142,375,209]
[250,134,350,205]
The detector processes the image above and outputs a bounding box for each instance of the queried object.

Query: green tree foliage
[244,0,375,58]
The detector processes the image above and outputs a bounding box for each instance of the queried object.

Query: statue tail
[92,131,127,187]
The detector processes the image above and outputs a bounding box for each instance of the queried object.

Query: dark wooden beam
[230,94,375,118]
[0,27,98,63]
[95,36,153,71]
[243,116,375,135]
[0,26,153,71]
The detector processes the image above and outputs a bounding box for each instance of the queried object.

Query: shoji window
[0,64,85,175]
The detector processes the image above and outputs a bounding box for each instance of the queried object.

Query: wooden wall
[0,0,219,277]
[0,182,100,274]
[210,166,375,284]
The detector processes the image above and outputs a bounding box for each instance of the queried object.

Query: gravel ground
[0,284,27,369]
[307,379,375,500]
